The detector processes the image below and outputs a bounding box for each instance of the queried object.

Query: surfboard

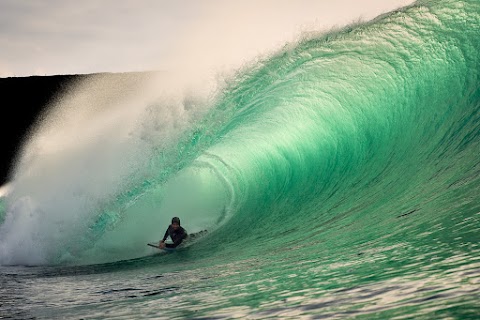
[147,229,208,251]
[147,242,176,251]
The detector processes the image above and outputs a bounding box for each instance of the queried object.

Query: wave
[1,0,479,267]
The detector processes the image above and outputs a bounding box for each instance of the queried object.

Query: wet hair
[172,217,181,225]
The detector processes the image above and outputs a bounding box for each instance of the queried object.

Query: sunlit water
[1,0,480,318]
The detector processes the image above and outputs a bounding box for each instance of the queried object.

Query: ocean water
[1,0,480,319]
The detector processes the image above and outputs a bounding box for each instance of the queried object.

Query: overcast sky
[0,0,415,78]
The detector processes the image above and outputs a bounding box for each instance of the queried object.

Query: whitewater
[1,0,479,318]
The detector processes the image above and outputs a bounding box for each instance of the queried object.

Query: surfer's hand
[159,241,166,249]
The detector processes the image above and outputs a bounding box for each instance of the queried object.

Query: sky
[0,0,415,78]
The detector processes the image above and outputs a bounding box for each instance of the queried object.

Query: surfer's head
[171,217,181,228]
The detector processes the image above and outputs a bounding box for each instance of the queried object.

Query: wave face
[1,0,480,318]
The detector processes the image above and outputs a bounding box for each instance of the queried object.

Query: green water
[1,0,479,318]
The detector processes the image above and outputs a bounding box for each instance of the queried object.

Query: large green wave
[173,0,480,251]
[1,0,479,267]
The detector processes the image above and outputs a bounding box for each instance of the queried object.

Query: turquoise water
[1,0,480,318]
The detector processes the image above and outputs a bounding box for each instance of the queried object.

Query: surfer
[159,217,188,249]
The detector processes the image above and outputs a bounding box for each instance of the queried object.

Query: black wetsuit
[162,224,188,248]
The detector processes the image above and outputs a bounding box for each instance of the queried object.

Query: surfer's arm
[159,227,170,247]
[161,227,170,242]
